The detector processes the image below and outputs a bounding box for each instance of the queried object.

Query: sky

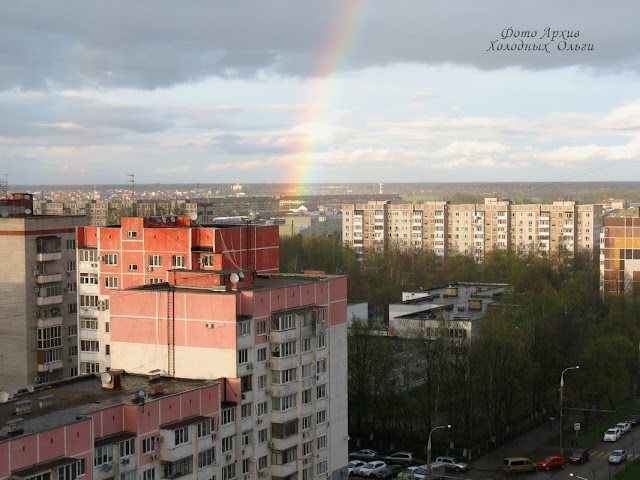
[2,0,640,186]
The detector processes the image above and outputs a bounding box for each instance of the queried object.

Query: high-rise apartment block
[0,194,87,390]
[342,199,603,259]
[600,208,640,294]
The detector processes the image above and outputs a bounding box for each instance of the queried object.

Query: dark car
[627,414,640,426]
[569,448,590,464]
[375,464,404,479]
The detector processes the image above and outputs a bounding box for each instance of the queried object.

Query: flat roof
[0,374,217,442]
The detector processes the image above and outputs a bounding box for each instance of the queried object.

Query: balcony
[36,295,63,306]
[37,252,62,262]
[37,316,62,328]
[36,273,62,284]
[37,360,62,372]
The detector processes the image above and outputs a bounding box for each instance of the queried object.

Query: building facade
[0,194,86,389]
[342,199,603,259]
[600,211,640,295]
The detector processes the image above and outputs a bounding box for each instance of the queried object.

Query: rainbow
[287,0,370,191]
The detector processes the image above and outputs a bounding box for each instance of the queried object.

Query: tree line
[280,235,640,447]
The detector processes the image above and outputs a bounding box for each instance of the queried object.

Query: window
[221,435,234,453]
[241,431,252,447]
[121,470,135,480]
[103,254,117,265]
[79,273,98,285]
[57,459,85,480]
[222,464,235,480]
[316,410,327,425]
[302,467,313,480]
[198,448,216,468]
[70,366,78,377]
[80,318,98,330]
[271,420,298,439]
[271,446,297,465]
[241,374,252,392]
[272,394,296,412]
[302,415,312,430]
[127,231,138,239]
[80,362,99,374]
[105,322,110,333]
[302,441,312,457]
[258,456,268,470]
[258,429,268,444]
[142,436,156,454]
[79,249,97,262]
[257,374,267,390]
[271,340,295,358]
[242,458,251,475]
[66,282,76,293]
[105,344,110,356]
[237,349,249,364]
[271,314,295,331]
[149,278,163,284]
[241,402,252,419]
[257,401,267,417]
[163,456,193,479]
[237,320,251,337]
[65,260,76,272]
[68,303,77,314]
[142,469,156,480]
[80,340,99,352]
[68,345,78,357]
[316,384,326,399]
[302,364,311,378]
[316,333,326,349]
[302,389,311,405]
[66,239,76,250]
[257,320,266,335]
[105,277,118,289]
[128,264,138,271]
[316,359,326,375]
[302,337,312,352]
[317,460,327,475]
[120,438,135,457]
[38,326,61,349]
[198,419,215,438]
[80,295,99,307]
[172,255,186,268]
[36,236,61,254]
[221,408,235,426]
[149,255,163,267]
[257,347,267,362]
[317,434,327,450]
[272,368,296,385]
[173,426,189,447]
[203,255,214,267]
[94,445,113,466]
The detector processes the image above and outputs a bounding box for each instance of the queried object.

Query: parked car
[435,456,468,472]
[537,455,565,470]
[384,452,416,466]
[569,448,590,464]
[351,449,378,461]
[359,461,387,477]
[604,428,622,441]
[609,449,627,464]
[501,457,537,474]
[616,421,631,434]
[413,462,446,480]
[626,414,640,426]
[349,460,367,475]
[396,467,418,480]
[375,464,404,479]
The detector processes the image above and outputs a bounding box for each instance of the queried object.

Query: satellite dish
[230,273,240,284]
[238,272,245,279]
[24,209,32,215]
[170,216,175,222]
[0,209,8,218]
[161,216,167,223]
[26,384,35,393]
[0,391,9,403]
[189,212,197,221]
[101,372,112,383]
[138,389,146,398]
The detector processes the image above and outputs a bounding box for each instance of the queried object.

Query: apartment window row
[79,273,98,285]
[37,326,61,349]
[163,456,193,479]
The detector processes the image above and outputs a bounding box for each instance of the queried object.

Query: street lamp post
[426,424,451,480]
[560,365,580,455]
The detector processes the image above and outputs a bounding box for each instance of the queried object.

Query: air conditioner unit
[242,449,246,456]
[211,432,217,439]
[268,441,275,448]
[205,323,213,329]
[33,270,39,276]
[265,335,270,340]
[266,390,271,396]
[225,453,233,461]
[146,266,153,271]
[265,362,271,368]
[257,419,262,424]
[247,363,253,370]
[34,376,40,383]
[100,464,112,472]
[150,453,158,461]
[158,436,164,443]
[97,256,103,261]
[121,458,129,465]
[197,258,203,263]
[34,287,40,293]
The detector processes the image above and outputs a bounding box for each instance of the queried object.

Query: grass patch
[567,399,640,450]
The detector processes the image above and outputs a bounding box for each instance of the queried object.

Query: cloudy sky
[2,1,640,185]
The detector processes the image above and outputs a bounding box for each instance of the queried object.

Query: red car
[537,456,565,470]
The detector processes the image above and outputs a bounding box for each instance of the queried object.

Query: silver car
[435,456,468,472]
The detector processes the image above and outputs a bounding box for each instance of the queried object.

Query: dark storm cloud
[1,0,639,92]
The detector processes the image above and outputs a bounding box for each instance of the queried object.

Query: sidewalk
[472,421,559,473]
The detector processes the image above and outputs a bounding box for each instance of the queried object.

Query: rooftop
[0,373,215,442]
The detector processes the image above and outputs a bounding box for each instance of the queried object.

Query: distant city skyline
[2,1,640,185]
